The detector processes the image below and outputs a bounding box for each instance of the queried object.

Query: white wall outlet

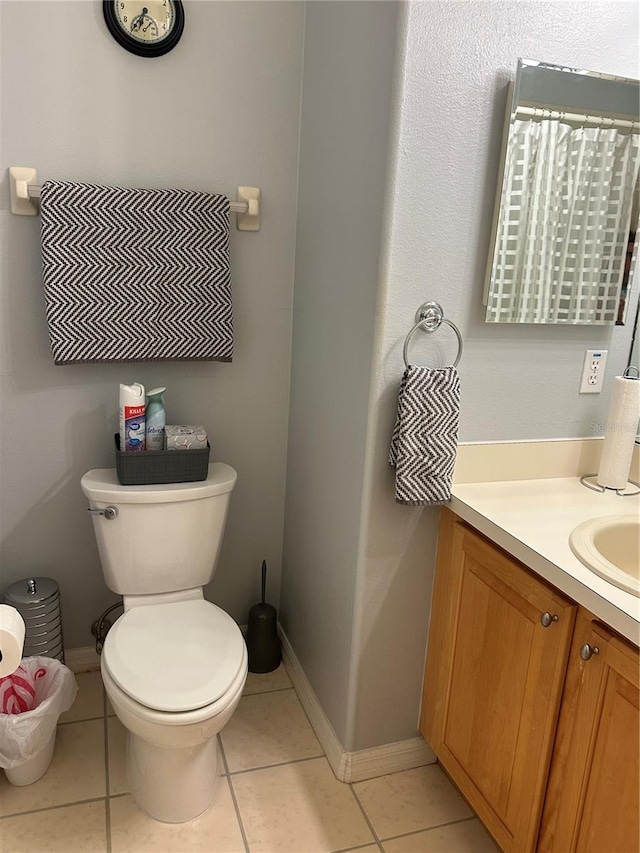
[579,349,608,394]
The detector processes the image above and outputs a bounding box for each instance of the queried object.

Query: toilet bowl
[81,463,247,823]
[102,595,247,823]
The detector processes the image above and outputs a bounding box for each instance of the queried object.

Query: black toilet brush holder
[246,560,281,674]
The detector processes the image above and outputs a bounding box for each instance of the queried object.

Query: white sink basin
[570,515,640,597]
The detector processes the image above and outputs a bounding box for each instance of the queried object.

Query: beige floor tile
[221,689,322,772]
[106,696,116,716]
[353,765,472,840]
[382,818,499,852]
[232,756,374,853]
[60,671,104,724]
[108,716,128,794]
[110,779,245,853]
[243,662,292,695]
[0,800,107,853]
[0,719,106,817]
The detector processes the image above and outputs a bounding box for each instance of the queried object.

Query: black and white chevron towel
[40,181,232,364]
[389,365,460,506]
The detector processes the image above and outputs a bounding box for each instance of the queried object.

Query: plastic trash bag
[0,657,78,769]
[0,663,40,714]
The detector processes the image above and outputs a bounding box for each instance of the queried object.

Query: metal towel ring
[403,302,463,368]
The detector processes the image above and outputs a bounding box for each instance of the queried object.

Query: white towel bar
[9,167,260,231]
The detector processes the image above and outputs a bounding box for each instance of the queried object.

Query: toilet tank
[80,464,237,596]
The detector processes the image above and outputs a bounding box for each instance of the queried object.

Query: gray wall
[349,0,639,750]
[281,0,639,756]
[0,1,304,647]
[280,1,399,748]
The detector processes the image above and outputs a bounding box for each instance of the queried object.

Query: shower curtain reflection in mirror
[486,117,639,324]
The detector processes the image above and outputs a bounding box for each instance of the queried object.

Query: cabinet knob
[579,643,600,661]
[540,612,559,628]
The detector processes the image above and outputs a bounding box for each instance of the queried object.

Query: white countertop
[450,478,640,647]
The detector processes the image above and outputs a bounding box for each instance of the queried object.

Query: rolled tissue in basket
[165,425,208,450]
[0,603,26,677]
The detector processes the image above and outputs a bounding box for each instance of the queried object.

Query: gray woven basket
[114,435,210,485]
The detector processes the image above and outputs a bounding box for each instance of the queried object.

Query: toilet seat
[103,599,245,713]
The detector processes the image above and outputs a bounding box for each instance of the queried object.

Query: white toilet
[80,463,247,824]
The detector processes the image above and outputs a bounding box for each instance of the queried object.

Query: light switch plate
[579,349,608,394]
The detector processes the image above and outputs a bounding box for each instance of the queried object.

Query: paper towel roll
[597,376,640,490]
[0,605,26,677]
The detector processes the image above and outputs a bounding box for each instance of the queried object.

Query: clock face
[103,0,184,57]
[115,1,173,43]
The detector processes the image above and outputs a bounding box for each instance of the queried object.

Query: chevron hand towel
[40,181,232,364]
[389,365,460,505]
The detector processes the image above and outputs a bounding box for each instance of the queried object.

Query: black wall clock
[103,0,184,57]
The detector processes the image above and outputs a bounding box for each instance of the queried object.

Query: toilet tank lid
[81,463,237,504]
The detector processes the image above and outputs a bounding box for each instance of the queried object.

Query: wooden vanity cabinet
[538,609,639,853]
[420,509,576,853]
[421,508,640,853]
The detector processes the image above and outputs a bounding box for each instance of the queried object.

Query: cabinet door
[420,510,576,853]
[539,609,640,853]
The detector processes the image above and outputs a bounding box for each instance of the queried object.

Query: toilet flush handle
[87,506,118,520]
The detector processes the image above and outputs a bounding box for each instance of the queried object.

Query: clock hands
[130,7,146,31]
[130,6,158,36]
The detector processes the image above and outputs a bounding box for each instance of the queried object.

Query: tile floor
[0,665,499,853]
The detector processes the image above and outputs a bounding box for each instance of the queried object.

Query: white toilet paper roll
[596,376,640,490]
[0,604,26,677]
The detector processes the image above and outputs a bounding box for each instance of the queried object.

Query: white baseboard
[340,735,437,784]
[278,627,346,778]
[279,626,436,783]
[65,645,101,673]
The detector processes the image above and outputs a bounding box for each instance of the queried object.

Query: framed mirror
[484,59,639,325]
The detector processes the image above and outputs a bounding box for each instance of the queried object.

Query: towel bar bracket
[9,166,260,230]
[236,186,260,232]
[9,167,38,216]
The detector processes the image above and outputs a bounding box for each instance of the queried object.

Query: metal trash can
[3,578,65,663]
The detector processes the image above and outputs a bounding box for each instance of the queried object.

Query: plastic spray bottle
[145,387,166,451]
[119,383,146,451]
